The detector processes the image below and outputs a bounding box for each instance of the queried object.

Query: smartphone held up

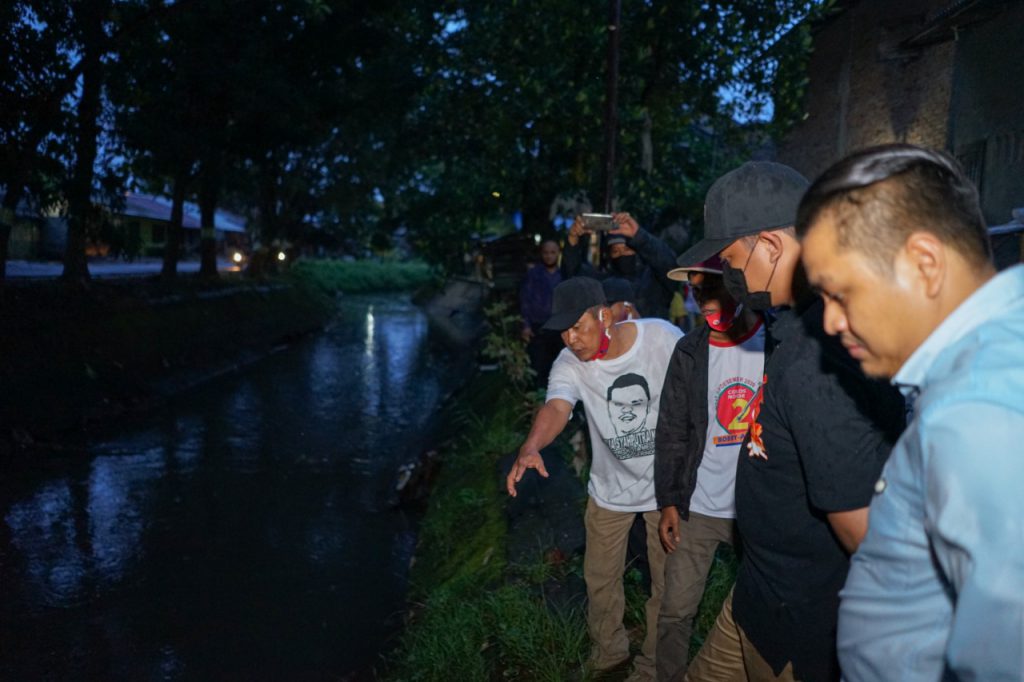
[581,213,615,231]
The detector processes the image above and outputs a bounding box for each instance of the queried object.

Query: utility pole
[601,0,621,214]
[594,0,621,269]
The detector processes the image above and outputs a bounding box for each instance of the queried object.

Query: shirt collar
[894,264,1024,394]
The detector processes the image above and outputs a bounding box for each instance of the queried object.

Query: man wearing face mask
[675,162,904,682]
[653,256,765,681]
[563,212,679,320]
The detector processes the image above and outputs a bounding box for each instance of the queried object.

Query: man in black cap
[603,277,642,323]
[562,212,679,320]
[507,276,682,681]
[673,162,904,681]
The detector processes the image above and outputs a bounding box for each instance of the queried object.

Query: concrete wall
[948,1,1024,225]
[776,0,955,180]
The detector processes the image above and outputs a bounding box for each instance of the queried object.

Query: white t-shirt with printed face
[690,322,766,518]
[546,318,683,512]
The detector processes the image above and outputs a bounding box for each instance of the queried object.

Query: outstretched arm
[506,398,574,497]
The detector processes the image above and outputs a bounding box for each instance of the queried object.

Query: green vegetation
[2,1,829,283]
[385,342,739,679]
[289,259,436,295]
[384,369,600,679]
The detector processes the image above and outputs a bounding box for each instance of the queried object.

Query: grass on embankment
[289,258,435,294]
[384,362,739,681]
[383,371,591,681]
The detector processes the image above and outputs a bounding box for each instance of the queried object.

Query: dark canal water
[0,294,470,681]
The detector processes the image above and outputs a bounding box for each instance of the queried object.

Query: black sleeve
[561,234,588,279]
[655,337,697,512]
[784,342,904,513]
[629,228,679,296]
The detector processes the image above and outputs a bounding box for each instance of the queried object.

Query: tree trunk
[0,194,17,287]
[161,170,187,280]
[258,157,279,246]
[198,163,219,279]
[62,3,109,287]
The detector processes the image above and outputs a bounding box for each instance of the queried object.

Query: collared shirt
[839,264,1024,682]
[733,298,904,682]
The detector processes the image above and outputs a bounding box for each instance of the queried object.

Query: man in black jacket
[675,161,904,682]
[654,256,765,680]
[562,212,679,320]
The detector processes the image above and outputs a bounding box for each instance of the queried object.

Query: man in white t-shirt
[653,256,765,680]
[507,276,682,681]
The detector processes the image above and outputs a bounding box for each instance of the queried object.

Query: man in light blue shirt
[796,143,1024,681]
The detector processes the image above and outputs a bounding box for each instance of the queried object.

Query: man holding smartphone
[562,212,679,320]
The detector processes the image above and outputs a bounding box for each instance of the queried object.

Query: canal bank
[0,259,438,456]
[383,337,738,681]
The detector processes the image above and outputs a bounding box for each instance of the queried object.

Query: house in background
[776,0,1024,268]
[38,192,249,260]
[6,202,47,260]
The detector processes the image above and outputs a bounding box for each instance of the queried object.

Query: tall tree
[0,1,74,284]
[62,0,113,285]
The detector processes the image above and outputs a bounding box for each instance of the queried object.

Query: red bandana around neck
[589,328,612,361]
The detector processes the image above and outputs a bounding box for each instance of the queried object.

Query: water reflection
[0,294,468,679]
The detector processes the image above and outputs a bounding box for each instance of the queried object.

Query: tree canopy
[0,0,828,279]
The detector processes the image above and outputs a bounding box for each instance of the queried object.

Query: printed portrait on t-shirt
[603,373,656,460]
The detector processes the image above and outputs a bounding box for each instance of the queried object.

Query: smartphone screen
[581,213,615,231]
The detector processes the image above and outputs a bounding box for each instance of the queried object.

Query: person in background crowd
[603,277,642,323]
[563,212,679,320]
[654,255,765,681]
[677,161,904,682]
[506,277,682,682]
[520,238,563,387]
[798,144,1024,682]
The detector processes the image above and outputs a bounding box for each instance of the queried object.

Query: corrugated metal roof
[122,193,247,233]
[122,193,201,228]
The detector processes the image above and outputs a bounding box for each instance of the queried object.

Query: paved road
[6,258,242,278]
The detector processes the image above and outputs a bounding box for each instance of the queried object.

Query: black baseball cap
[543,277,606,331]
[676,161,809,267]
[602,277,635,304]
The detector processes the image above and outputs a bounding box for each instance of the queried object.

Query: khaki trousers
[584,497,666,677]
[685,590,801,682]
[656,511,735,681]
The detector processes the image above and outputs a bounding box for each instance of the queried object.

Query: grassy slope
[289,259,435,294]
[384,367,738,681]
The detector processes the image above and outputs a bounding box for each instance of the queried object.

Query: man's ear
[758,230,786,264]
[901,232,945,298]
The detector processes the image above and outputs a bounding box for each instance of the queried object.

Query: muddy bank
[0,275,333,453]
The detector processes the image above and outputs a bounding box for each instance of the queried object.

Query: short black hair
[795,144,991,271]
[606,373,650,402]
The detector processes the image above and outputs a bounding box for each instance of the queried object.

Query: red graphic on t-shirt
[715,382,756,441]
[746,373,767,460]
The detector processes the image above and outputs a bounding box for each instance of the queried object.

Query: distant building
[34,192,248,260]
[776,0,1024,267]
